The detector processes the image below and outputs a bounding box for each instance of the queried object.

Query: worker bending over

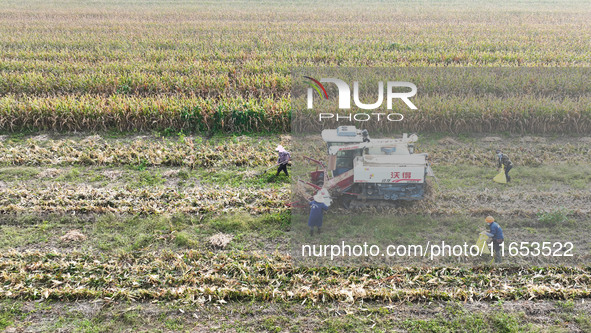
[485,216,504,263]
[275,145,290,177]
[496,149,513,182]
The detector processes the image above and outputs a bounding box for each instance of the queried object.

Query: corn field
[1,1,591,329]
[1,2,591,134]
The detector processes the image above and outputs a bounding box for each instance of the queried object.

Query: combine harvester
[297,126,434,209]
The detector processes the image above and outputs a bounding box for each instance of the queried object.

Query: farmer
[496,149,513,182]
[361,129,370,143]
[275,145,290,177]
[308,193,329,236]
[485,216,504,263]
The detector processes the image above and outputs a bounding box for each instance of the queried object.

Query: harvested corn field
[1,250,591,302]
[2,0,591,332]
[0,135,589,218]
[1,131,590,330]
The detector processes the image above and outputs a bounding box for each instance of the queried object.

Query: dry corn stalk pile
[0,137,275,168]
[0,183,589,218]
[0,184,287,215]
[0,137,590,168]
[0,250,589,303]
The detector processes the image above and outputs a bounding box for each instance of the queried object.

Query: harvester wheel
[339,195,354,209]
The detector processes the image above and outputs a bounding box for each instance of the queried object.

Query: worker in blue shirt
[308,193,329,236]
[485,215,504,263]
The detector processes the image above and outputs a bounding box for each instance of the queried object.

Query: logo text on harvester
[301,241,491,261]
[304,76,417,110]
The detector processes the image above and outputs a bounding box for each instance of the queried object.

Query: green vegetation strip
[1,95,590,134]
[0,251,589,302]
[0,95,290,133]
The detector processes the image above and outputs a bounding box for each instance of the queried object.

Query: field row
[0,69,290,98]
[0,180,588,218]
[1,95,591,134]
[0,135,590,168]
[1,65,590,98]
[0,135,278,167]
[2,6,589,70]
[434,188,591,217]
[0,95,290,133]
[0,184,287,215]
[0,250,589,302]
